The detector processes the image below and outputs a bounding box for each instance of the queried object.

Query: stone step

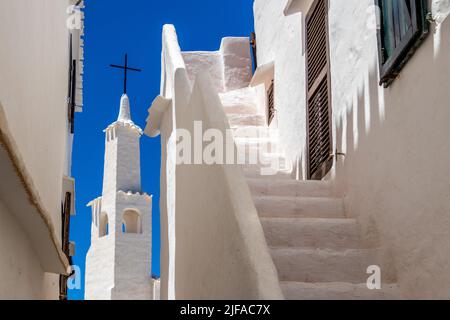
[228,114,266,126]
[234,150,288,167]
[281,282,400,300]
[234,139,279,158]
[219,86,262,115]
[231,126,271,139]
[254,196,346,219]
[234,137,277,149]
[261,218,361,250]
[257,153,289,168]
[271,248,379,283]
[242,164,292,179]
[223,104,259,115]
[247,178,333,197]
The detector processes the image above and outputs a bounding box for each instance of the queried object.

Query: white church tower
[85,93,155,300]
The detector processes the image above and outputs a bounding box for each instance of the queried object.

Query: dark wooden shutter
[306,0,333,180]
[68,34,76,134]
[250,32,258,71]
[69,59,76,134]
[59,192,72,300]
[267,80,275,125]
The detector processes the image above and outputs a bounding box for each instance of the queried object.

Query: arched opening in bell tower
[122,209,142,234]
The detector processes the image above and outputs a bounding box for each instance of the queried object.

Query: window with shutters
[122,209,142,234]
[250,32,258,72]
[305,0,333,180]
[99,212,109,237]
[376,0,429,87]
[59,192,72,300]
[267,80,275,126]
[68,34,77,134]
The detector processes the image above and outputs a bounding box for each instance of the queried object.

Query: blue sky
[68,0,255,300]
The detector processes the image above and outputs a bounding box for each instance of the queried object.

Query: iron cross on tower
[110,54,142,94]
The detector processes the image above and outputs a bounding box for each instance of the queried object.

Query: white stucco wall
[328,0,450,299]
[148,25,283,300]
[182,37,253,94]
[0,0,80,298]
[153,279,161,300]
[86,194,153,300]
[0,0,74,232]
[85,235,115,300]
[103,123,142,195]
[158,106,174,300]
[183,51,225,92]
[173,73,282,299]
[86,99,153,300]
[255,0,450,298]
[253,0,308,177]
[112,193,153,300]
[0,200,59,299]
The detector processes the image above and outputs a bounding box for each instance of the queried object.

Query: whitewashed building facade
[0,0,84,299]
[146,0,450,300]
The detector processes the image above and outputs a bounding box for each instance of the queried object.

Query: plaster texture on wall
[110,125,142,193]
[158,106,174,300]
[153,279,161,300]
[155,24,193,300]
[173,73,283,300]
[0,200,58,299]
[0,0,75,231]
[433,0,450,22]
[86,182,154,300]
[103,95,143,195]
[182,37,253,94]
[86,95,154,300]
[219,85,267,116]
[146,25,283,300]
[112,192,153,300]
[183,51,225,93]
[327,0,450,298]
[255,0,450,298]
[253,0,310,177]
[85,235,115,300]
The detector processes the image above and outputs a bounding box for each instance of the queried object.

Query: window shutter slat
[306,0,333,180]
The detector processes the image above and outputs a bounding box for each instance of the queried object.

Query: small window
[306,0,333,180]
[376,0,429,87]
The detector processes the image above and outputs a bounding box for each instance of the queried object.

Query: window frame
[376,0,430,87]
[267,79,275,126]
[305,0,333,181]
[68,33,76,134]
[99,212,109,237]
[59,191,72,300]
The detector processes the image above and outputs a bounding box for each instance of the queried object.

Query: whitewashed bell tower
[85,55,155,300]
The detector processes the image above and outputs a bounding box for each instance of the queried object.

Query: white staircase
[220,87,399,300]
